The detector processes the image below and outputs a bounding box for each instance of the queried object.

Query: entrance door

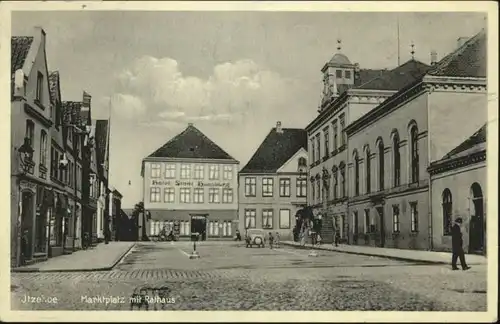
[376,206,385,247]
[21,191,35,261]
[353,212,359,244]
[190,215,207,241]
[469,183,485,254]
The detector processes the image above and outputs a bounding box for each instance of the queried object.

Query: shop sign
[151,180,231,188]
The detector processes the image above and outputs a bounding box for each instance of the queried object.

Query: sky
[11,10,487,208]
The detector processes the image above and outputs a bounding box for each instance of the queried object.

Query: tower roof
[329,53,352,66]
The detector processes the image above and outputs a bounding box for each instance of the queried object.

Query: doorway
[21,191,35,262]
[469,183,485,254]
[190,215,207,241]
[353,211,359,244]
[376,206,385,247]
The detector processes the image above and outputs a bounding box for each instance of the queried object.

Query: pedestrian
[451,217,471,271]
[268,232,274,249]
[235,229,242,241]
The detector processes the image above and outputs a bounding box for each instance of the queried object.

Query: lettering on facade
[150,180,230,188]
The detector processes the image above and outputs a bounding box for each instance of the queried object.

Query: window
[244,209,256,229]
[311,139,316,163]
[222,221,228,237]
[222,188,233,203]
[150,187,161,202]
[393,132,401,187]
[352,211,359,235]
[392,205,400,232]
[298,157,307,168]
[213,221,219,236]
[324,127,330,157]
[244,177,256,197]
[311,180,315,203]
[209,222,214,236]
[316,134,321,161]
[151,163,161,178]
[279,209,291,229]
[40,130,47,166]
[364,209,370,233]
[193,188,204,203]
[262,178,274,197]
[339,115,346,146]
[180,188,191,203]
[279,178,291,197]
[332,121,338,151]
[208,188,220,203]
[223,165,233,180]
[336,69,342,78]
[50,147,57,179]
[209,165,220,180]
[365,148,371,193]
[378,140,385,190]
[193,165,204,179]
[36,72,43,103]
[316,181,321,201]
[410,125,419,183]
[25,119,35,148]
[296,178,307,197]
[410,202,418,232]
[345,70,351,79]
[340,165,346,197]
[227,221,232,236]
[332,169,338,199]
[180,164,191,179]
[262,209,273,229]
[354,152,360,196]
[442,189,452,235]
[165,164,176,178]
[164,188,175,203]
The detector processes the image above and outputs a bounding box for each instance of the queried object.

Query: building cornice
[24,102,53,128]
[422,75,487,93]
[143,157,239,164]
[428,149,486,176]
[308,94,349,133]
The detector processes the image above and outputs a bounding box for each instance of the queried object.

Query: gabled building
[306,44,431,244]
[11,27,55,266]
[238,121,308,240]
[345,29,487,251]
[428,124,487,255]
[141,123,239,241]
[94,119,110,242]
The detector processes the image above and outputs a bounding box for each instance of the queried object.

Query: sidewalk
[282,241,487,265]
[12,242,135,273]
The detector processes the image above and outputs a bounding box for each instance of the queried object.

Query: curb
[11,243,136,273]
[281,242,449,265]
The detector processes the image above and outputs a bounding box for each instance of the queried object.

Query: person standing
[451,217,471,271]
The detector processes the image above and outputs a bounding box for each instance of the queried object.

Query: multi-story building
[109,187,123,241]
[428,124,487,255]
[94,119,110,242]
[238,122,308,240]
[141,123,239,240]
[305,44,430,244]
[11,27,55,266]
[345,30,486,251]
[47,71,68,258]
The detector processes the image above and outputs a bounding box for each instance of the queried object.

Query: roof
[441,124,487,160]
[240,128,307,173]
[11,36,33,76]
[94,119,109,176]
[329,53,352,66]
[48,71,60,104]
[146,124,237,161]
[61,101,82,125]
[357,59,431,90]
[428,29,486,78]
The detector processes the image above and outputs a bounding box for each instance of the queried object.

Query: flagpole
[397,14,401,66]
[104,97,111,243]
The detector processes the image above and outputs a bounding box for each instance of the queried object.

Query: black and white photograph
[1,1,497,322]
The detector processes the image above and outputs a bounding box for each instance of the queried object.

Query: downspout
[426,84,433,251]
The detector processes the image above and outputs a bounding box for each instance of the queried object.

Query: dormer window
[345,70,351,79]
[336,70,342,78]
[298,157,307,167]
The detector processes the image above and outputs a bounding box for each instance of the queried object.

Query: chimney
[430,50,438,65]
[188,123,193,127]
[457,37,469,49]
[276,121,283,134]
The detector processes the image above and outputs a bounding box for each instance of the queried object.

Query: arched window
[377,140,385,191]
[392,131,401,187]
[365,146,371,194]
[442,189,453,235]
[353,151,360,196]
[298,157,307,167]
[410,124,419,183]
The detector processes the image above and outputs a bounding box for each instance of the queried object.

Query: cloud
[112,56,306,124]
[109,93,147,119]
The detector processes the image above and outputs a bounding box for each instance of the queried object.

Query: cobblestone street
[11,242,487,311]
